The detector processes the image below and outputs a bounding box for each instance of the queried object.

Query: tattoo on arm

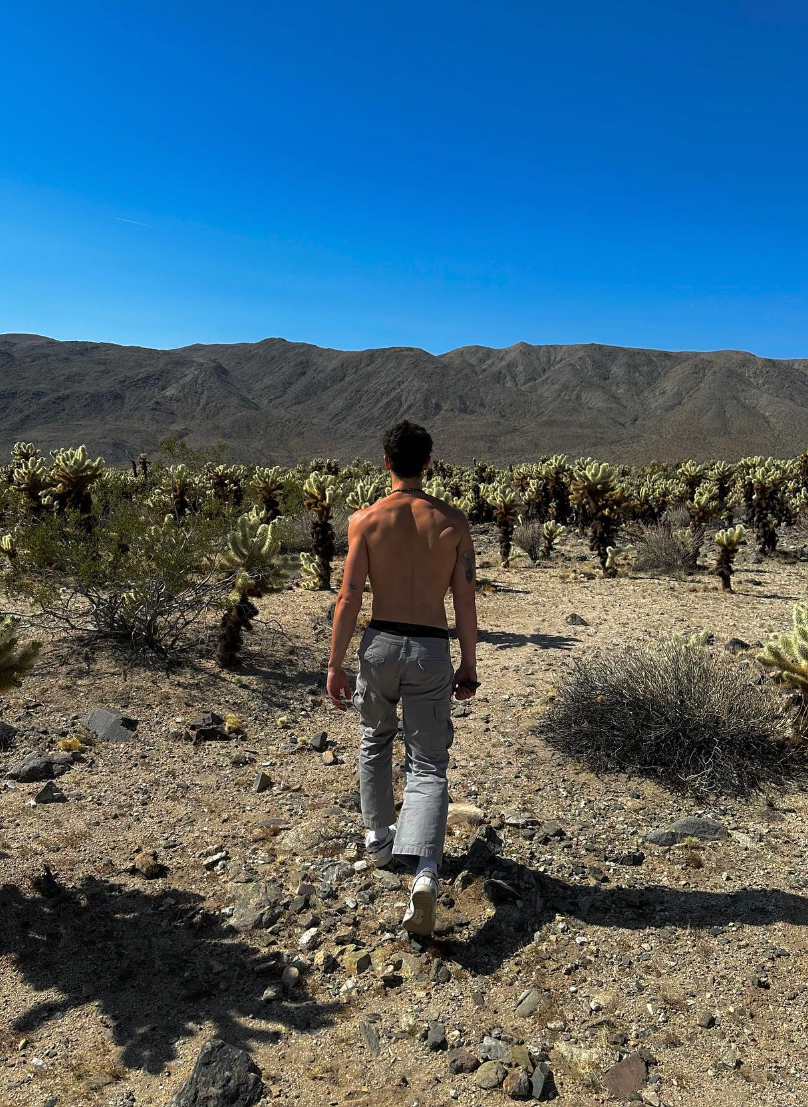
[461,549,475,582]
[348,582,358,591]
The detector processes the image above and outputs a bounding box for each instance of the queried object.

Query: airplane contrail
[116,217,152,227]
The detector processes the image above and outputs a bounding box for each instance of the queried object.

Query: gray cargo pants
[353,626,454,864]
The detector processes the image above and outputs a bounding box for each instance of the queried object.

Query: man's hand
[453,663,479,701]
[327,665,352,711]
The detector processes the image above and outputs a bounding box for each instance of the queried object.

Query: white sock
[415,857,438,879]
[366,825,394,846]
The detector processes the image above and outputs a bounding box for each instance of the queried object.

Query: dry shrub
[633,521,698,575]
[538,640,806,795]
[513,520,544,562]
[278,505,351,556]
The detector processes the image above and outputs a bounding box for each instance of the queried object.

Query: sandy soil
[2,527,808,1107]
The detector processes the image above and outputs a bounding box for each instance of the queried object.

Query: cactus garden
[4,438,808,1107]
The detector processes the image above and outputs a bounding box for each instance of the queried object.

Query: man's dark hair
[382,420,433,478]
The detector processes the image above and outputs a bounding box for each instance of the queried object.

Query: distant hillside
[2,333,807,464]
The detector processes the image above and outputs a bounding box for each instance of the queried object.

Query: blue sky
[2,0,807,356]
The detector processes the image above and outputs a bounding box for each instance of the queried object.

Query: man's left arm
[327,514,369,710]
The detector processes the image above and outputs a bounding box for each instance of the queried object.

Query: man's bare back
[353,490,465,628]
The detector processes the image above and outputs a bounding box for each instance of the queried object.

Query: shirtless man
[327,421,478,936]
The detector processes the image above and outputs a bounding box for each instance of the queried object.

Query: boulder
[81,708,138,743]
[646,817,727,847]
[230,881,284,931]
[603,1053,647,1100]
[169,1039,263,1107]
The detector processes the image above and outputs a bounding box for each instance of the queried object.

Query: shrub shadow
[439,835,808,976]
[1,876,337,1074]
[478,629,580,651]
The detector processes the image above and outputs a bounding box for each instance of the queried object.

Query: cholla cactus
[48,446,105,514]
[483,482,520,566]
[571,462,626,577]
[252,466,285,521]
[710,461,736,521]
[750,463,787,555]
[542,519,566,557]
[303,473,337,589]
[167,465,196,519]
[714,524,746,592]
[216,515,286,667]
[205,464,244,507]
[12,456,50,509]
[758,603,808,720]
[0,533,17,561]
[0,616,40,693]
[678,460,706,498]
[346,479,384,511]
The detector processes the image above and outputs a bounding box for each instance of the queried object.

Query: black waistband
[369,619,450,640]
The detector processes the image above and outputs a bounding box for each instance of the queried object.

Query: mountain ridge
[2,332,807,464]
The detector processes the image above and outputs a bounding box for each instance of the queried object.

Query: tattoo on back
[461,549,475,582]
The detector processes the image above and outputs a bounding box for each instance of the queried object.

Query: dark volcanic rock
[169,1038,263,1107]
[602,1053,647,1100]
[646,817,727,846]
[81,707,138,743]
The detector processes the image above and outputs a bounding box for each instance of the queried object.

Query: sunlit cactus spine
[0,533,16,561]
[713,524,746,592]
[678,460,706,499]
[0,616,41,693]
[206,464,244,507]
[570,461,626,577]
[302,473,337,589]
[483,482,520,566]
[168,465,194,519]
[709,461,736,522]
[252,466,285,521]
[48,446,105,515]
[216,515,286,668]
[542,519,566,558]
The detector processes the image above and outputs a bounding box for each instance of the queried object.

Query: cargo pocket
[433,701,454,748]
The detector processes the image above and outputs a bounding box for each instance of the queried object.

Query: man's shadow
[1,876,338,1074]
[438,829,808,974]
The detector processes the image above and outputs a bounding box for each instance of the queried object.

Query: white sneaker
[403,869,439,936]
[365,827,395,868]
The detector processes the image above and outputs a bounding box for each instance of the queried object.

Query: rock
[696,1009,715,1028]
[186,712,230,743]
[277,818,344,854]
[503,1068,532,1099]
[261,982,283,1003]
[447,1048,479,1074]
[531,1062,551,1100]
[230,881,284,931]
[398,953,423,979]
[281,965,300,991]
[252,772,271,794]
[536,821,567,843]
[134,851,166,879]
[6,753,54,783]
[446,803,485,829]
[426,1021,447,1051]
[646,817,727,846]
[308,731,328,752]
[430,959,452,984]
[482,877,519,904]
[717,1049,740,1071]
[359,1017,381,1056]
[508,1045,532,1070]
[0,721,18,749]
[34,781,66,804]
[565,613,589,626]
[169,1039,263,1107]
[374,869,401,891]
[611,851,645,866]
[479,1036,510,1061]
[341,948,371,974]
[602,1053,647,1100]
[298,927,319,951]
[81,708,138,743]
[514,987,547,1018]
[475,1060,507,1089]
[322,749,338,766]
[724,637,749,653]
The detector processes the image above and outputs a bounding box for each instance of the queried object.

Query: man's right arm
[450,517,478,700]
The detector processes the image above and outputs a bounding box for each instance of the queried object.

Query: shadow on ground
[2,877,338,1074]
[478,629,580,650]
[439,834,808,975]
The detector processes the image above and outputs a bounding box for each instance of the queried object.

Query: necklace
[392,488,423,494]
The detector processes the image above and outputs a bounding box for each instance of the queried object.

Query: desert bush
[513,520,543,562]
[538,639,804,794]
[633,521,699,576]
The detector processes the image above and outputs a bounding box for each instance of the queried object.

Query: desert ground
[3,526,808,1107]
